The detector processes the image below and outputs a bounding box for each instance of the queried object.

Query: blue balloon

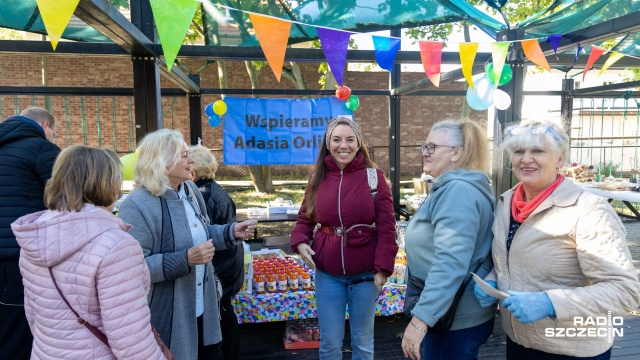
[208,114,221,127]
[204,103,214,116]
[465,77,495,111]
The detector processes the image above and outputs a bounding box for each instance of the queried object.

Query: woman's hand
[402,316,427,360]
[296,243,316,270]
[187,239,214,266]
[474,280,498,307]
[374,272,388,293]
[233,220,258,239]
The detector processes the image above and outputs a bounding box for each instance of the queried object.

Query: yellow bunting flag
[36,0,80,50]
[149,0,199,72]
[598,52,625,78]
[491,42,510,87]
[459,43,479,90]
[521,39,551,72]
[249,14,291,82]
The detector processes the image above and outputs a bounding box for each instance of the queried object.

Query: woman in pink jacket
[11,146,166,359]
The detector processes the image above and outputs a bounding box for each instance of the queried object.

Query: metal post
[189,74,202,145]
[130,0,162,141]
[389,28,402,215]
[493,28,525,197]
[561,78,575,132]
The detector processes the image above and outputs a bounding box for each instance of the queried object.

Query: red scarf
[511,174,564,222]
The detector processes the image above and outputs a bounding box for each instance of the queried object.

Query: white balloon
[494,89,512,110]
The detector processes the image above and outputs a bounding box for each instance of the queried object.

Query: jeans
[507,336,612,360]
[422,318,494,360]
[314,269,380,360]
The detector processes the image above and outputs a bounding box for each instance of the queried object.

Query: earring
[451,158,455,163]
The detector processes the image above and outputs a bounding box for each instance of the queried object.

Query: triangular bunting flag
[491,42,510,87]
[521,39,551,72]
[574,45,583,64]
[36,0,80,50]
[583,46,605,81]
[418,41,442,87]
[317,27,351,86]
[546,34,562,57]
[372,36,401,72]
[149,0,199,72]
[459,43,479,90]
[249,14,291,82]
[598,52,625,78]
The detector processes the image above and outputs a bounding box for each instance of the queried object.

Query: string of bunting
[35,0,637,110]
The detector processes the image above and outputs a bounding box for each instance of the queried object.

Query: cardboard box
[283,341,320,350]
[283,319,320,350]
[267,199,295,214]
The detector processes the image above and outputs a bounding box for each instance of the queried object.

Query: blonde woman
[12,146,166,359]
[119,130,256,360]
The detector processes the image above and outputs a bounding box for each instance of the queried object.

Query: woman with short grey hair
[475,119,640,359]
[119,129,256,360]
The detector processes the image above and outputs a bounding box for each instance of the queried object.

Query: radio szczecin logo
[545,311,623,343]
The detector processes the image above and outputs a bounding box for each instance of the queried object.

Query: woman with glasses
[402,119,496,360]
[475,119,640,359]
[290,116,398,360]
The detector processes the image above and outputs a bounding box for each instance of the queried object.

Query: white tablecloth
[580,185,640,203]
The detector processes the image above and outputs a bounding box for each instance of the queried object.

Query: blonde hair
[431,119,490,174]
[134,129,186,196]
[190,144,218,181]
[501,119,569,161]
[44,146,122,211]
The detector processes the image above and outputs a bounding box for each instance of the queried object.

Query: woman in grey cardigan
[119,129,256,360]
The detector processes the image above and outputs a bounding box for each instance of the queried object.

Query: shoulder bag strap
[48,268,109,346]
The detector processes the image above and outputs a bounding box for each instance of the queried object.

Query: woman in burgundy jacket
[291,116,398,360]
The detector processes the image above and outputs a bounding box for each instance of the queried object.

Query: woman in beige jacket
[475,119,640,359]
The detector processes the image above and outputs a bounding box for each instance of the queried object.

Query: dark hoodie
[0,116,60,260]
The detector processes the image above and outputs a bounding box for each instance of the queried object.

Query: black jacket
[0,116,60,260]
[195,179,244,299]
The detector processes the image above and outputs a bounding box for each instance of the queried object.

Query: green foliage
[405,24,455,46]
[226,186,306,209]
[108,0,129,10]
[0,29,26,40]
[595,161,620,176]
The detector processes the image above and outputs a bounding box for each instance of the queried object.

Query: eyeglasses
[420,143,459,155]
[509,124,557,137]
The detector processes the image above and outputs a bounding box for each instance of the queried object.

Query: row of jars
[253,257,313,294]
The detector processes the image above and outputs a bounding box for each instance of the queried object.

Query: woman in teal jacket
[401,119,496,360]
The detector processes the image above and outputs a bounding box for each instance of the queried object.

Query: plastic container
[288,272,299,291]
[266,274,277,293]
[277,273,288,293]
[300,272,312,290]
[254,274,265,294]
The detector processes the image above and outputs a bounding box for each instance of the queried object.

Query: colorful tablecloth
[232,284,406,323]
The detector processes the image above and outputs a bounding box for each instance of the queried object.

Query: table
[232,285,406,323]
[581,185,640,220]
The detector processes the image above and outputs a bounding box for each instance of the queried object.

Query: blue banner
[223,97,352,165]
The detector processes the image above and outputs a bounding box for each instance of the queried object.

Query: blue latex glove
[473,280,498,307]
[503,291,556,324]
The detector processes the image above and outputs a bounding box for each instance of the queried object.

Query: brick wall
[0,54,487,177]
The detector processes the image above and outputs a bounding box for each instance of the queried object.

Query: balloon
[204,103,214,116]
[465,77,495,111]
[213,100,227,116]
[208,114,221,127]
[120,153,137,181]
[493,89,512,110]
[335,86,351,101]
[345,95,360,111]
[485,63,513,86]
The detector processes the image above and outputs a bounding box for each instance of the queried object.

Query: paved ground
[238,218,640,359]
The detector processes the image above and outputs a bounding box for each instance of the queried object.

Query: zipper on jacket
[338,169,346,275]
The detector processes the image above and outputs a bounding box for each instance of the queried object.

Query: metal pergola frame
[2,0,640,211]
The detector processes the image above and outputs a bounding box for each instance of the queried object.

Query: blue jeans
[314,269,379,360]
[506,336,612,359]
[422,318,494,360]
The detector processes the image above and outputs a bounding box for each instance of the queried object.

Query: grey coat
[119,180,238,360]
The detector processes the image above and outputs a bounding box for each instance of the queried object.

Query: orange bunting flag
[249,14,291,82]
[583,46,605,82]
[459,43,479,90]
[598,51,625,78]
[521,39,550,72]
[36,0,80,50]
[491,42,510,86]
[419,41,443,87]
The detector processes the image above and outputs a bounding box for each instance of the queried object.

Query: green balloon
[346,95,360,111]
[485,63,513,86]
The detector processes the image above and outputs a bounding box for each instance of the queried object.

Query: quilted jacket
[487,178,640,357]
[11,204,165,360]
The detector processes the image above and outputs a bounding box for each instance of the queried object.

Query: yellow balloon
[213,100,227,115]
[120,153,137,181]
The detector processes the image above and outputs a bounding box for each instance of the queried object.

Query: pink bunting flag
[418,41,442,87]
[317,27,351,86]
[583,46,606,82]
